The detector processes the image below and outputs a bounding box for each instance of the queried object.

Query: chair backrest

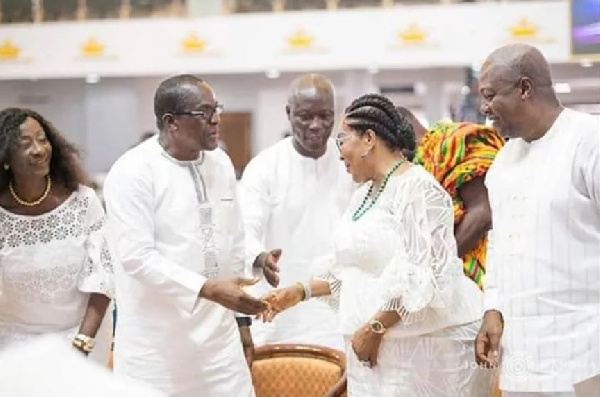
[252,344,346,397]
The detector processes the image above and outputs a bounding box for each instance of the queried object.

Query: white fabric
[103,136,253,397]
[318,166,487,395]
[485,108,600,393]
[0,336,164,397]
[0,185,114,365]
[503,393,575,397]
[241,137,353,350]
[346,321,495,397]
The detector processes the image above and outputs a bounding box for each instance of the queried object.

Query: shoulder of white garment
[567,108,600,143]
[103,139,158,195]
[76,184,100,200]
[386,166,452,210]
[241,138,291,179]
[113,138,156,169]
[483,136,519,189]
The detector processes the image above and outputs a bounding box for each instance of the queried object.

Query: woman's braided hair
[344,94,416,152]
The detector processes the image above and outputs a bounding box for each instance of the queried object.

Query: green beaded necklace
[352,159,405,222]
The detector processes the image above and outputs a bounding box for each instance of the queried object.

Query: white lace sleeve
[311,255,342,312]
[78,188,115,299]
[379,177,460,325]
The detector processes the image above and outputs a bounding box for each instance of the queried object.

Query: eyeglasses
[335,133,351,151]
[171,103,224,121]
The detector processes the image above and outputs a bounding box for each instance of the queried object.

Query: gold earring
[3,164,9,170]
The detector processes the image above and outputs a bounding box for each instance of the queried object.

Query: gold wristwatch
[369,319,387,334]
[72,334,95,353]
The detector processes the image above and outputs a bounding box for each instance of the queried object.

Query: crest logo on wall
[79,37,117,60]
[178,33,220,57]
[284,28,326,53]
[390,24,438,50]
[0,38,32,63]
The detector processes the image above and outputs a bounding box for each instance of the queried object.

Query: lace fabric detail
[3,262,81,304]
[314,271,342,312]
[0,187,115,305]
[328,167,463,328]
[0,194,87,249]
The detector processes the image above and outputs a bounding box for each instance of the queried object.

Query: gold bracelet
[72,334,95,353]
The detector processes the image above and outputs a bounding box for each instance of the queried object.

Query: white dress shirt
[485,108,600,393]
[103,136,253,397]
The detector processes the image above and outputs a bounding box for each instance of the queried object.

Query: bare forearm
[455,208,491,258]
[456,177,492,258]
[78,293,111,337]
[309,279,332,298]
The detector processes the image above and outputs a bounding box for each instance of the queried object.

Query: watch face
[371,321,384,333]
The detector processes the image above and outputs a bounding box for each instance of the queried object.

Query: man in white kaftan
[241,74,354,350]
[104,75,268,397]
[475,44,600,397]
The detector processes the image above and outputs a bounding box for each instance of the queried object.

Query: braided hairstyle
[344,94,416,152]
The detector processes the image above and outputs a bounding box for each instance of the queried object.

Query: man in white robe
[241,74,354,350]
[103,75,271,396]
[475,44,600,397]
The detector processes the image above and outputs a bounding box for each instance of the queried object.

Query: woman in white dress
[0,108,114,363]
[260,94,493,396]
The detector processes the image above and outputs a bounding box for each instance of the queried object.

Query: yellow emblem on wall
[181,33,207,53]
[390,24,437,50]
[0,39,20,60]
[81,37,105,58]
[504,17,553,44]
[510,18,538,39]
[287,28,314,50]
[399,24,426,45]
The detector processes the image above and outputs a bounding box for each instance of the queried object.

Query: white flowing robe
[240,137,354,350]
[0,185,114,365]
[316,166,489,396]
[103,137,253,397]
[484,108,600,393]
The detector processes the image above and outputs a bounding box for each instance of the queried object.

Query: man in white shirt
[241,74,354,350]
[475,44,600,397]
[104,75,272,396]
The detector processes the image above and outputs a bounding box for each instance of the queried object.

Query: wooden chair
[252,344,347,397]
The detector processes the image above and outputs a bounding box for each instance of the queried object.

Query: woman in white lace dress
[260,94,493,396]
[0,108,114,364]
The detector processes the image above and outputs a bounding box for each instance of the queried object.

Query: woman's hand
[351,324,383,368]
[258,283,305,322]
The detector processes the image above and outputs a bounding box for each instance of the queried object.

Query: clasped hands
[256,282,306,322]
[255,283,393,369]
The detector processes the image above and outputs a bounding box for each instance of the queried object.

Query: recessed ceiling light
[85,73,100,84]
[266,69,280,79]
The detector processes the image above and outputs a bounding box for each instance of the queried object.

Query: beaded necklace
[352,159,405,222]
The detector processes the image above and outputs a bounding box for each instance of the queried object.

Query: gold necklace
[9,175,52,207]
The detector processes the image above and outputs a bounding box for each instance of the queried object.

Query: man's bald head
[286,74,336,159]
[480,44,555,98]
[287,74,335,105]
[479,44,562,141]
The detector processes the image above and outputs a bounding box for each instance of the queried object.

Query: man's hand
[255,249,282,287]
[200,278,268,315]
[475,310,504,368]
[257,283,304,322]
[238,325,254,369]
